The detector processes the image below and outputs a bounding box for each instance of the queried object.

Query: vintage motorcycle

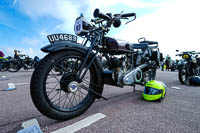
[8,54,34,72]
[30,9,162,120]
[176,51,200,84]
[0,57,9,72]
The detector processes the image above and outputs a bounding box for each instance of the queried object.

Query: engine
[108,56,146,86]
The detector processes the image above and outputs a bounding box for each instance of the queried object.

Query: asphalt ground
[0,70,200,133]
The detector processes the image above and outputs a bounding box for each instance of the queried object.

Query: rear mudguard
[41,41,104,99]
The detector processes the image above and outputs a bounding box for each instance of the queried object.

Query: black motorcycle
[176,51,200,84]
[30,9,162,120]
[0,57,9,72]
[8,54,33,72]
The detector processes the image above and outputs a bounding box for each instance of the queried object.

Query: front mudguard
[41,41,104,99]
[41,41,88,54]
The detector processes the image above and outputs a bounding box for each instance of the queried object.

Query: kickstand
[133,85,135,93]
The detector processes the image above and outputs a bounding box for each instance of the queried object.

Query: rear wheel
[1,61,8,72]
[30,51,101,120]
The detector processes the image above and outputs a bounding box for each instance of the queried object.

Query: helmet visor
[144,87,163,95]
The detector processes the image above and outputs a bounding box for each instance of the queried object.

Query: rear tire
[30,50,101,120]
[1,61,8,72]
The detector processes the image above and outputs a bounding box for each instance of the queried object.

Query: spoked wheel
[178,66,188,84]
[30,51,101,120]
[8,60,21,72]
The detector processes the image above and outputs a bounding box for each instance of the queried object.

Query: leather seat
[140,40,158,44]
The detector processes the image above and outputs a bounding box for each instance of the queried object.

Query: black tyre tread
[30,51,98,120]
[1,63,8,72]
[178,69,186,84]
[8,61,20,72]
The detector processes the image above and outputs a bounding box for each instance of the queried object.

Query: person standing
[14,50,19,59]
[165,56,170,71]
[0,50,5,71]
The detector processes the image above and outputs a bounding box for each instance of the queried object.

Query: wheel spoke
[47,83,59,96]
[68,93,74,108]
[73,93,78,106]
[53,93,68,106]
[44,55,94,111]
[62,93,69,108]
[50,70,60,82]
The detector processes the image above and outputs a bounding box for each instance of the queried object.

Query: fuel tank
[103,37,132,54]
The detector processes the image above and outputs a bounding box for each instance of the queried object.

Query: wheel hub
[68,81,79,93]
[60,73,80,93]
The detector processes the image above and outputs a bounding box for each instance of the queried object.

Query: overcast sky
[0,0,200,59]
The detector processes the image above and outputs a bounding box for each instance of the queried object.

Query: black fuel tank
[103,37,129,51]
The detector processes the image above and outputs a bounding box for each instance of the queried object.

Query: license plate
[47,34,77,43]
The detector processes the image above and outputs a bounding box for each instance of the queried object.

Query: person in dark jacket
[165,56,170,71]
[0,50,5,71]
[14,50,19,59]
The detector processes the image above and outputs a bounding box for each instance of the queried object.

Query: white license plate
[47,34,77,43]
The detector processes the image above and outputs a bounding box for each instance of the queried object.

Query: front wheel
[30,51,101,120]
[8,60,21,72]
[178,66,188,84]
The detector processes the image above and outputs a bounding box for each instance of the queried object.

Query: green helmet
[143,80,166,101]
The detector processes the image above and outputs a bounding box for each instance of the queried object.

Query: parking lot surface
[0,70,200,133]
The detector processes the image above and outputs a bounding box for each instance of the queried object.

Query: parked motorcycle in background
[30,9,162,120]
[176,51,200,84]
[0,57,9,72]
[8,53,34,72]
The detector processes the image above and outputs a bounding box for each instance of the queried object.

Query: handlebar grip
[121,13,136,17]
[98,13,111,20]
[94,9,111,20]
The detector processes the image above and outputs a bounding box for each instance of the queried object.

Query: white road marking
[19,119,43,133]
[21,118,40,128]
[171,86,182,90]
[18,125,43,133]
[51,113,106,133]
[1,75,6,78]
[15,82,29,86]
[6,83,16,91]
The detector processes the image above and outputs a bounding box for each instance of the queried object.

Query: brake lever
[125,16,136,24]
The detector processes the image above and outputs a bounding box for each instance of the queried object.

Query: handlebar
[93,8,136,22]
[94,9,111,21]
[121,13,136,18]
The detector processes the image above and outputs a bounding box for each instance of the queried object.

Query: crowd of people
[161,55,179,71]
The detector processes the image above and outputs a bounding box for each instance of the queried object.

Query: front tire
[8,60,21,72]
[30,51,101,120]
[178,66,188,84]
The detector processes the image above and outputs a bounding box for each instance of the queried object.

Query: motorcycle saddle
[140,40,158,45]
[103,37,149,50]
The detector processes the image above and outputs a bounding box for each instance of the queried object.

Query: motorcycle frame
[77,28,159,87]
